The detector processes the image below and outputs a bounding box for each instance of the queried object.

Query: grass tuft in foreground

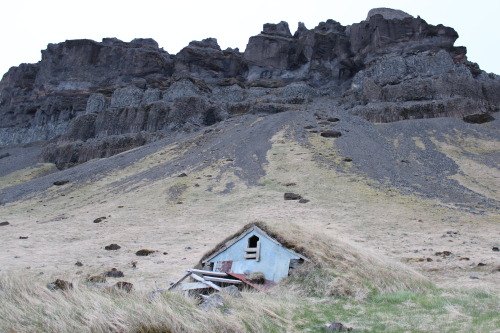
[1,274,498,332]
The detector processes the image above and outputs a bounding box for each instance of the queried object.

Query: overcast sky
[1,0,499,78]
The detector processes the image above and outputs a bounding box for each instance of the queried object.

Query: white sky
[1,0,499,78]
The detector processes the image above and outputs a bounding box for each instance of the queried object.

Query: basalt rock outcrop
[1,8,498,168]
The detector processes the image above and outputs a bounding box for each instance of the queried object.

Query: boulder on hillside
[284,193,302,200]
[463,113,495,124]
[114,281,133,292]
[320,130,342,138]
[104,244,121,250]
[47,279,73,291]
[105,268,124,278]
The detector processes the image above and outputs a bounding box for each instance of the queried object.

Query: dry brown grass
[0,273,314,333]
[261,222,431,299]
[432,132,500,201]
[196,219,431,300]
[0,274,244,332]
[1,272,497,333]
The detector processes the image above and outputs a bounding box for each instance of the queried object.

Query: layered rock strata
[0,8,498,167]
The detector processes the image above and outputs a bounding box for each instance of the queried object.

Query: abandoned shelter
[170,223,310,291]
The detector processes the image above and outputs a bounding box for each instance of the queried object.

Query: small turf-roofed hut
[200,223,309,283]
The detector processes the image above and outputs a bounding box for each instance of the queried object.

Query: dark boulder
[114,281,133,292]
[47,279,73,291]
[93,217,106,223]
[463,113,495,124]
[105,268,124,278]
[136,249,155,256]
[284,193,302,200]
[104,244,121,250]
[320,130,342,138]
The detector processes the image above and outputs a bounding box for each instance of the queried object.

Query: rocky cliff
[0,8,498,168]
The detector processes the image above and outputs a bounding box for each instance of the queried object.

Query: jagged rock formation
[0,8,498,168]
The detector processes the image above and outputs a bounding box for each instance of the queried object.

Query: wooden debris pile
[168,269,243,292]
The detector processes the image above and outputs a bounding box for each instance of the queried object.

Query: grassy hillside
[0,112,498,332]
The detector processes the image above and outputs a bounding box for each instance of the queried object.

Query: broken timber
[178,282,211,291]
[168,271,192,290]
[169,269,243,291]
[190,273,222,291]
[189,269,228,277]
[203,276,243,284]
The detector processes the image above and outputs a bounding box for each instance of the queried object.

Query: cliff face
[0,38,174,145]
[0,8,498,167]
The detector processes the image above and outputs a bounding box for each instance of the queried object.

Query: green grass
[292,289,500,332]
[0,163,57,190]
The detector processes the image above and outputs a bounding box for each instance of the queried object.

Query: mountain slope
[0,7,499,332]
[1,105,498,292]
[1,8,498,169]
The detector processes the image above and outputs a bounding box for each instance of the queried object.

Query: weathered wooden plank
[244,242,261,261]
[203,276,243,284]
[191,273,222,291]
[168,271,192,290]
[179,282,211,291]
[189,269,228,277]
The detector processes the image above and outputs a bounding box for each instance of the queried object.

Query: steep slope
[0,8,498,169]
[1,106,498,293]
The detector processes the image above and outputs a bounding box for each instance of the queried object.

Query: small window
[244,235,261,261]
[248,235,259,248]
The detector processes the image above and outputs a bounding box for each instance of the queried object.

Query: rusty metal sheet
[227,273,276,292]
[214,260,233,273]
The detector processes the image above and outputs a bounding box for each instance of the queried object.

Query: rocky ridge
[0,8,498,168]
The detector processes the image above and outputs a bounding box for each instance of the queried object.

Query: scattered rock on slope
[114,281,133,292]
[104,244,121,250]
[93,217,107,223]
[105,268,124,278]
[463,113,495,124]
[320,130,342,138]
[136,249,155,256]
[47,279,73,291]
[284,193,302,200]
[53,180,69,186]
